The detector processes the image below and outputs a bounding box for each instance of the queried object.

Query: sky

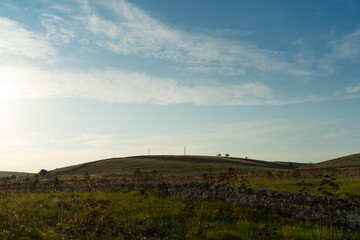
[0,0,359,173]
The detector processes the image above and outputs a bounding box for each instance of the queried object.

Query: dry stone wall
[117,183,360,227]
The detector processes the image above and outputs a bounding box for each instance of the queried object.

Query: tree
[38,169,49,176]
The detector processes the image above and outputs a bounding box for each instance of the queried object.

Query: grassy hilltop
[48,155,306,178]
[301,153,360,169]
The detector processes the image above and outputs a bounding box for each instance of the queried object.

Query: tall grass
[0,188,359,239]
[1,164,359,239]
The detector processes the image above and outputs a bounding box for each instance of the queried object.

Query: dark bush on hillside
[39,169,49,176]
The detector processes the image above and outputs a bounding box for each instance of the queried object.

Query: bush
[39,169,49,177]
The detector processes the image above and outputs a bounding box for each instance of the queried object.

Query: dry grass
[48,155,305,179]
[301,153,360,169]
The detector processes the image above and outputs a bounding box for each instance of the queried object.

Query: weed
[281,225,301,240]
[257,224,279,239]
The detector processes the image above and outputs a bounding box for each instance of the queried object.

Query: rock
[116,182,360,227]
[202,193,209,199]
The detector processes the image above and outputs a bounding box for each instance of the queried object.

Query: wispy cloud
[49,133,115,147]
[1,0,357,106]
[335,83,360,99]
[291,28,360,76]
[316,28,360,75]
[346,84,360,94]
[41,13,76,45]
[72,0,290,75]
[0,64,275,105]
[330,28,360,60]
[0,0,320,78]
[49,3,77,13]
[0,17,55,61]
[323,127,360,140]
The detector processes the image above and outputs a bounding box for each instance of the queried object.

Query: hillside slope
[49,155,305,178]
[302,153,360,169]
[0,171,30,178]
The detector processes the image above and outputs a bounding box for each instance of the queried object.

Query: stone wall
[117,183,360,227]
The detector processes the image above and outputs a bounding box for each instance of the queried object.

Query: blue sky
[0,0,359,172]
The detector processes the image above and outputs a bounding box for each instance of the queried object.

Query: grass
[38,158,360,202]
[45,153,359,181]
[301,153,360,169]
[0,171,30,179]
[1,188,358,240]
[1,153,360,239]
[243,177,360,200]
[48,155,305,179]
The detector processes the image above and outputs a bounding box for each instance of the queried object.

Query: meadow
[1,187,359,240]
[1,155,360,239]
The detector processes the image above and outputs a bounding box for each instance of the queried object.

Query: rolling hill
[48,155,306,178]
[0,171,30,178]
[301,153,360,169]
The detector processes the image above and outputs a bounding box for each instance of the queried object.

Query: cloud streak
[315,28,360,75]
[346,84,360,94]
[73,0,289,75]
[335,83,360,99]
[1,1,358,106]
[330,28,360,60]
[0,65,274,105]
[0,17,55,61]
[41,13,76,45]
[48,133,115,147]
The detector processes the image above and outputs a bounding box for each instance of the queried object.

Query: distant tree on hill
[38,169,49,176]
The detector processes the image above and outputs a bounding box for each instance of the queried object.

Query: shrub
[39,169,49,177]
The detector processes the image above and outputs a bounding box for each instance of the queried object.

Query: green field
[42,154,360,202]
[48,155,306,179]
[1,188,358,240]
[1,153,360,239]
[246,176,360,201]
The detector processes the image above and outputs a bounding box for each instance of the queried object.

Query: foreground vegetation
[1,154,359,239]
[0,188,359,240]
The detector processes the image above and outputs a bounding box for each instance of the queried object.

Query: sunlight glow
[0,66,44,100]
[0,68,21,100]
[0,68,24,125]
